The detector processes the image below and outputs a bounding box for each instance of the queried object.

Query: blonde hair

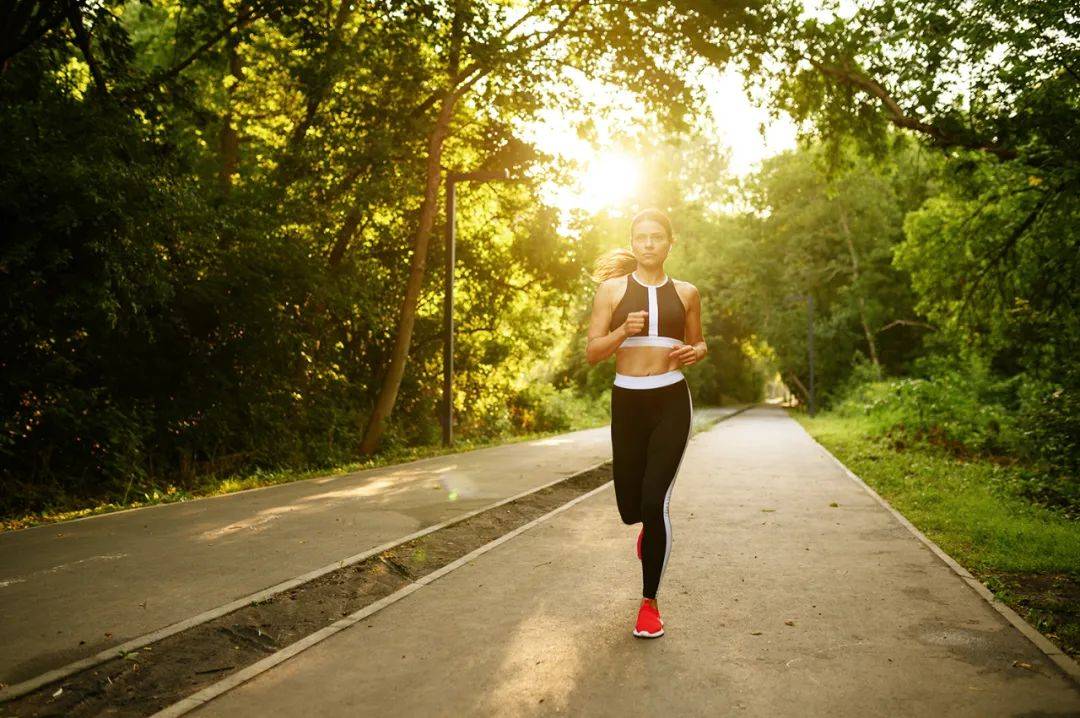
[589,207,675,283]
[590,247,637,283]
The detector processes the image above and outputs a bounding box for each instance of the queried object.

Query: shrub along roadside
[831,354,1080,521]
[1,389,614,532]
[797,411,1080,660]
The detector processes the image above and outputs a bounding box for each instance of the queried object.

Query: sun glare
[578,151,642,213]
[515,65,796,225]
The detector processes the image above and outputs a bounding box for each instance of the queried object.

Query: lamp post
[442,168,513,446]
[784,292,816,416]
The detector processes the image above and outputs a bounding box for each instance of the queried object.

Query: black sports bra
[608,271,686,347]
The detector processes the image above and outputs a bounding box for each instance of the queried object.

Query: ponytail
[590,247,637,283]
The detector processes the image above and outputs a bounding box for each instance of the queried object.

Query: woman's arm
[585,280,627,365]
[671,283,707,366]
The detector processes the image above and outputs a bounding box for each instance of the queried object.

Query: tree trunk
[64,0,108,97]
[352,2,589,455]
[785,371,812,405]
[838,210,880,368]
[217,0,245,191]
[358,92,457,456]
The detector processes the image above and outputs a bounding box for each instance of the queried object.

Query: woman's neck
[633,267,667,286]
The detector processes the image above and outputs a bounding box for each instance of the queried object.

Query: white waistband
[613,369,685,389]
[620,335,683,348]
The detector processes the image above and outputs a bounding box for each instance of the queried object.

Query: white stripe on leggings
[657,380,693,592]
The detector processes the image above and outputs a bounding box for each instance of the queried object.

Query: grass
[796,411,1080,661]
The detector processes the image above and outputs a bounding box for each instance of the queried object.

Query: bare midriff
[615,344,683,376]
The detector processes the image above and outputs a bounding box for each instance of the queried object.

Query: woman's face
[631,219,672,269]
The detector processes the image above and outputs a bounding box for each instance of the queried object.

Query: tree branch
[808,57,1018,161]
[876,319,936,333]
[63,0,108,97]
[412,0,585,116]
[958,184,1061,319]
[414,325,498,349]
[125,0,274,97]
[1,0,69,69]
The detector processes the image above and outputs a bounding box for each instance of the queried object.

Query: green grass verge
[796,411,1080,662]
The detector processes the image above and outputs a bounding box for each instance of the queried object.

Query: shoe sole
[633,628,664,638]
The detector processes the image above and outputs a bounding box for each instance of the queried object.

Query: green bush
[831,353,1079,518]
[1012,368,1080,517]
[834,354,1019,455]
[508,383,607,434]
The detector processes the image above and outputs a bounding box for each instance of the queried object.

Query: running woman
[585,207,707,639]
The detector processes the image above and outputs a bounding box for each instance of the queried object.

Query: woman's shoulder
[671,278,699,305]
[600,273,632,291]
[671,277,698,292]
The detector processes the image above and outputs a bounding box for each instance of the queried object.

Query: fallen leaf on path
[750,631,762,635]
[784,620,795,626]
[52,687,62,698]
[829,502,838,507]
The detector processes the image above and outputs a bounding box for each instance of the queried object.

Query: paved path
[0,409,733,685]
[191,407,1079,717]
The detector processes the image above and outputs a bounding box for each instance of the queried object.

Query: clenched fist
[620,310,648,337]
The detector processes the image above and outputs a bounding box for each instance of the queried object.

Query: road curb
[791,411,1080,688]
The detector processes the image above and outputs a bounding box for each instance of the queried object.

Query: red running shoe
[633,599,664,638]
[636,527,643,561]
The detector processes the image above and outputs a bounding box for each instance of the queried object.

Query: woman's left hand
[669,344,701,367]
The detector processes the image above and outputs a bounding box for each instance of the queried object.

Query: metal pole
[442,179,456,446]
[440,168,510,447]
[807,294,816,417]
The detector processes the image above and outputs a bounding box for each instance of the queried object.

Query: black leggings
[610,370,693,599]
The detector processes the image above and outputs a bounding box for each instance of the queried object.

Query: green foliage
[833,354,1019,455]
[716,138,935,405]
[1014,367,1080,512]
[760,0,1079,172]
[3,0,1077,525]
[896,158,1080,379]
[829,353,1080,518]
[508,383,609,434]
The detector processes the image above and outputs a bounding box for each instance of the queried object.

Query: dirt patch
[3,464,614,717]
[976,569,1080,661]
